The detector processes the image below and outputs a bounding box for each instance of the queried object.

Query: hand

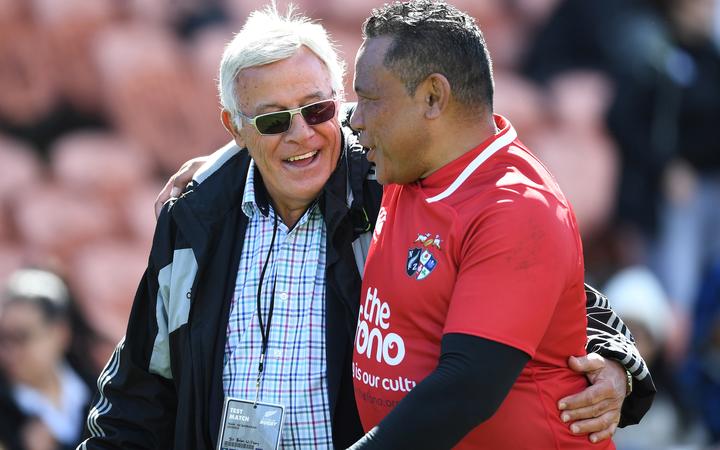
[558,353,626,443]
[154,156,210,218]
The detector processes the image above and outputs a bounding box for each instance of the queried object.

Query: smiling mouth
[285,150,319,163]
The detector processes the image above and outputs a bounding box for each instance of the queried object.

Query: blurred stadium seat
[68,239,149,346]
[0,20,58,127]
[11,183,120,261]
[0,135,43,205]
[51,130,153,204]
[93,23,221,174]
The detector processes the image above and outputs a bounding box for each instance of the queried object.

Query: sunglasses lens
[252,100,336,135]
[302,100,336,125]
[256,112,292,135]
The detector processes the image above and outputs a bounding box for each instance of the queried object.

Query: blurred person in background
[0,269,92,450]
[678,258,720,445]
[651,0,720,357]
[522,0,720,363]
[605,266,710,450]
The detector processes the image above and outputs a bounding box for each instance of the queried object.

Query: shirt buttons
[278,292,289,301]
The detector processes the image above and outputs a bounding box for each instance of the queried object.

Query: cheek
[365,104,384,126]
[248,140,279,166]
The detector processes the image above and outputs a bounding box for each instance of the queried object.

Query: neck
[421,111,497,179]
[25,367,63,407]
[274,203,309,229]
[270,200,313,229]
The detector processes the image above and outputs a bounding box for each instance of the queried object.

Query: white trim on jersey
[425,123,518,204]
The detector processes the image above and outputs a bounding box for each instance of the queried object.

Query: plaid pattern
[223,162,333,449]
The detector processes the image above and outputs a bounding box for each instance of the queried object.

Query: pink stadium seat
[122,181,164,249]
[0,135,44,207]
[321,23,362,101]
[125,0,173,24]
[527,127,619,240]
[93,24,219,174]
[548,70,614,130]
[68,239,149,344]
[11,183,120,260]
[224,0,297,26]
[0,0,22,22]
[0,20,58,126]
[30,0,116,112]
[513,0,562,27]
[187,25,236,151]
[321,0,387,23]
[532,71,618,238]
[0,209,9,242]
[494,72,546,137]
[0,244,24,284]
[51,131,153,204]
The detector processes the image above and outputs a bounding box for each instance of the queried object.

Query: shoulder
[169,142,251,218]
[192,141,247,185]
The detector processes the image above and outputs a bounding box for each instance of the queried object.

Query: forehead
[236,46,334,112]
[0,301,43,326]
[354,37,399,92]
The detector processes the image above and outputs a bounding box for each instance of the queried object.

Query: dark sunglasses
[238,98,337,135]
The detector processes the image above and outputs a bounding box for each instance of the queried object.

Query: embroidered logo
[406,233,442,280]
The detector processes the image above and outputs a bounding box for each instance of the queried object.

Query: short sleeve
[443,189,581,357]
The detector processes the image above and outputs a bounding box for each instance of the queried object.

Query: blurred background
[0,0,718,449]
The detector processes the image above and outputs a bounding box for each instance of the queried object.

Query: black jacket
[79,107,653,449]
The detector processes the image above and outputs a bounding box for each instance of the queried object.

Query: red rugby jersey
[353,115,613,449]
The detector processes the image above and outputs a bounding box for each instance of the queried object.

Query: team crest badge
[406,233,442,280]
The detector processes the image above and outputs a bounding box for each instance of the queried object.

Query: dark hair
[362,0,494,112]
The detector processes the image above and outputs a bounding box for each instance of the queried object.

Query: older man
[82,5,653,450]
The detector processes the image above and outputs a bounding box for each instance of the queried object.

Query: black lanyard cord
[255,212,279,401]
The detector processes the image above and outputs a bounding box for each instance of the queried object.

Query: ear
[221,110,246,148]
[418,73,451,120]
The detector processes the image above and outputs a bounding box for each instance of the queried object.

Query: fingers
[154,179,175,219]
[588,422,618,444]
[567,353,605,375]
[153,158,206,218]
[175,160,199,187]
[566,411,620,443]
[560,397,621,423]
[558,381,614,412]
[559,362,624,443]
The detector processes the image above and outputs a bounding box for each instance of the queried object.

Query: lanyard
[255,212,279,405]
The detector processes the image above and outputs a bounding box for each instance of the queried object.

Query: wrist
[624,369,633,397]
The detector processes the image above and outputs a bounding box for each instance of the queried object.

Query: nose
[349,106,370,147]
[349,105,363,133]
[284,111,315,143]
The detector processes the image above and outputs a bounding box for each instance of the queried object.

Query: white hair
[218,3,345,122]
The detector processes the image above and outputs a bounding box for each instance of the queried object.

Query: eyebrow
[353,83,377,99]
[255,91,330,113]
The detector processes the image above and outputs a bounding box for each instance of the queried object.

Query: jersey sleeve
[443,188,582,357]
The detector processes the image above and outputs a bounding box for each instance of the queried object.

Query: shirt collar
[241,161,272,218]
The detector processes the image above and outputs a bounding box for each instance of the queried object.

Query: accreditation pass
[217,397,285,450]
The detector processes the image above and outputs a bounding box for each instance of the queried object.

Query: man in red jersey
[347,1,616,448]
